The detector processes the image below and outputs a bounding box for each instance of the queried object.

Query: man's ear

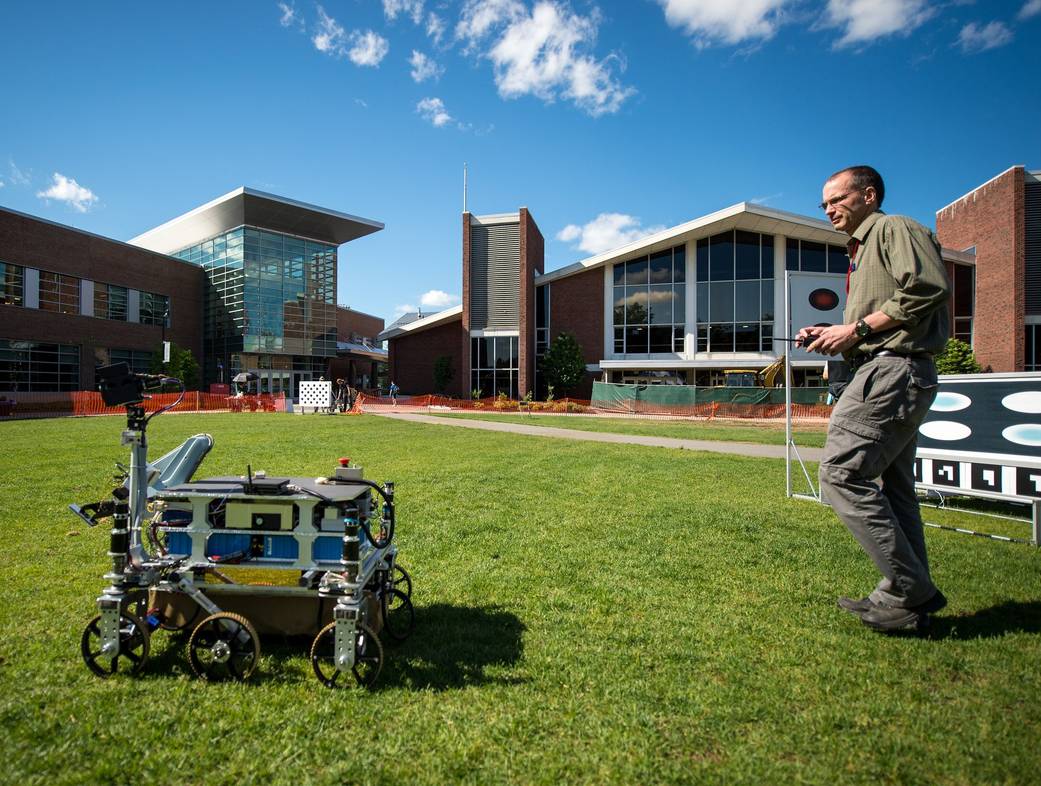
[863,186,878,206]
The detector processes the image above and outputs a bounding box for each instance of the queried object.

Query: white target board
[298,381,333,413]
[788,272,846,361]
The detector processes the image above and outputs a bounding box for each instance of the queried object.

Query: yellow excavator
[722,354,789,388]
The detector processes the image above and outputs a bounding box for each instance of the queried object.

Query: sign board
[916,372,1041,499]
[787,272,846,361]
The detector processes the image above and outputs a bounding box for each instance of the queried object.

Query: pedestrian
[796,165,950,633]
[389,381,399,405]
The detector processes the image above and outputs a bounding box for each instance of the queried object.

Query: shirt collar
[850,209,884,244]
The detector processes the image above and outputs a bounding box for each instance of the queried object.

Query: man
[796,165,950,633]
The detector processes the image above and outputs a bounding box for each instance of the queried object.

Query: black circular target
[809,288,839,311]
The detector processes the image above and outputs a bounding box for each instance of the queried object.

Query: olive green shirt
[844,210,950,358]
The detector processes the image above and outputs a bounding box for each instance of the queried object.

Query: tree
[935,338,982,375]
[150,343,200,390]
[433,355,454,394]
[540,331,586,397]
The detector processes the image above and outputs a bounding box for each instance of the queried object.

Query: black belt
[849,349,933,371]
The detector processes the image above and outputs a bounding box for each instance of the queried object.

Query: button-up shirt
[844,210,950,358]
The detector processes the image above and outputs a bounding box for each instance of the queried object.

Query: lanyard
[846,238,860,295]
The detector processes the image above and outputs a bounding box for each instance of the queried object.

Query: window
[38,270,80,314]
[612,244,685,355]
[110,349,153,375]
[94,283,128,321]
[0,340,79,391]
[1,262,24,307]
[471,335,519,399]
[139,292,169,327]
[786,238,849,274]
[696,231,774,352]
[952,263,974,346]
[1027,325,1041,372]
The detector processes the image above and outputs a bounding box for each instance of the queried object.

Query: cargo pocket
[821,416,886,477]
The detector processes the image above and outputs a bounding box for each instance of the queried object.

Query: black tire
[310,621,383,688]
[381,588,415,642]
[81,613,150,677]
[187,612,260,681]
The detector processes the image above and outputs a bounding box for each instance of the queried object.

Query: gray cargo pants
[819,354,939,608]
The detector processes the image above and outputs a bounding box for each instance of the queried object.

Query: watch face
[856,320,871,337]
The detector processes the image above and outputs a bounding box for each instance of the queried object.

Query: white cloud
[393,303,418,317]
[825,0,935,47]
[348,30,390,66]
[417,97,456,127]
[313,5,348,55]
[1019,0,1041,20]
[8,158,30,186]
[384,0,425,24]
[0,179,5,189]
[427,12,447,44]
[420,290,460,309]
[410,50,444,82]
[958,20,1013,52]
[656,0,792,47]
[355,98,369,108]
[456,0,526,50]
[458,1,634,117]
[37,172,99,213]
[556,213,666,255]
[277,1,301,29]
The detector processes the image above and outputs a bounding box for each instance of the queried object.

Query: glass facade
[696,231,773,352]
[471,335,519,399]
[0,339,79,391]
[612,245,686,354]
[1,262,24,307]
[786,238,849,274]
[172,226,337,385]
[108,348,154,374]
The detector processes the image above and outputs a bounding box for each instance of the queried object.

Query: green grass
[1,413,1039,785]
[431,411,829,447]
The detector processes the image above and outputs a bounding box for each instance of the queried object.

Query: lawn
[1,413,1039,785]
[431,411,829,448]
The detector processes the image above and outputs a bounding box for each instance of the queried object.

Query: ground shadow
[138,603,526,691]
[376,603,526,691]
[926,600,1041,641]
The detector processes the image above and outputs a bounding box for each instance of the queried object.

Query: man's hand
[801,323,859,356]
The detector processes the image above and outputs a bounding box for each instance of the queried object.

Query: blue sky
[1,0,1038,324]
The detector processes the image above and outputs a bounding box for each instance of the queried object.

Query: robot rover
[70,363,413,686]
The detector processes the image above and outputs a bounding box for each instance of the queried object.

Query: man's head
[821,165,884,235]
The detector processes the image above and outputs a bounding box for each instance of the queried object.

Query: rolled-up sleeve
[878,217,950,327]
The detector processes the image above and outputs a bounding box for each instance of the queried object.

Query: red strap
[845,239,860,294]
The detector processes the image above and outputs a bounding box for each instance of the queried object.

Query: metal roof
[128,187,383,253]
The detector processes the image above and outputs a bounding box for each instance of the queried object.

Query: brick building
[0,188,384,395]
[0,207,203,392]
[381,200,979,399]
[936,165,1041,372]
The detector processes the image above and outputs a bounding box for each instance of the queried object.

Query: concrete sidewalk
[372,411,824,461]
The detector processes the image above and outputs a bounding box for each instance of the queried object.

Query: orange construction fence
[352,393,829,421]
[0,391,286,419]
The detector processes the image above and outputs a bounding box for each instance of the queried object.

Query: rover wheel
[81,613,150,677]
[187,612,260,681]
[391,563,412,599]
[381,588,415,642]
[310,621,383,688]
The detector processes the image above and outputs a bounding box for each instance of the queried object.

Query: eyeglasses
[819,189,863,211]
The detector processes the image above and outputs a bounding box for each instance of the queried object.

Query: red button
[338,457,350,467]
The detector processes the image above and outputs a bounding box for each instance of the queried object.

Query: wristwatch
[855,318,873,338]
